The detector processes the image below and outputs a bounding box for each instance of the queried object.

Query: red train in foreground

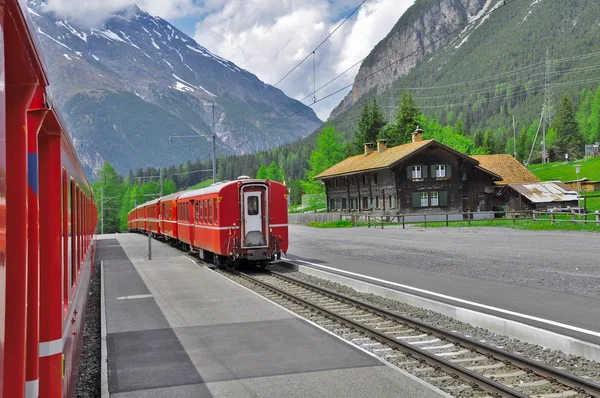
[0,2,98,397]
[128,178,288,266]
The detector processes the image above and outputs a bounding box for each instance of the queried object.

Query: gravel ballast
[271,264,600,384]
[289,225,600,299]
[75,260,101,398]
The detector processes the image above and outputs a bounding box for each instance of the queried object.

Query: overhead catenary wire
[263,0,518,131]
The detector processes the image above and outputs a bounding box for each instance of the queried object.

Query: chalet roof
[470,154,540,186]
[506,182,578,203]
[315,139,476,179]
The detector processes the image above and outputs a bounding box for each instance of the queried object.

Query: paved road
[287,225,600,344]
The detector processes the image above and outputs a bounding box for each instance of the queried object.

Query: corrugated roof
[508,182,578,203]
[315,139,436,179]
[470,154,540,185]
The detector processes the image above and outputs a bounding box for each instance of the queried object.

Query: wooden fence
[288,209,600,228]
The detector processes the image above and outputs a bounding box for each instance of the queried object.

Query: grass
[307,220,354,228]
[306,217,600,232]
[289,204,327,214]
[187,179,213,190]
[528,157,600,182]
[413,218,600,232]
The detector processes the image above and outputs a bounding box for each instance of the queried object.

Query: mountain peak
[27,2,322,177]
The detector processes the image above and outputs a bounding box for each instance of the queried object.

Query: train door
[187,200,194,247]
[242,187,267,247]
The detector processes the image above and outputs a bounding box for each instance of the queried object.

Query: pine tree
[92,162,124,233]
[482,130,494,154]
[455,118,465,136]
[473,129,484,147]
[354,99,386,152]
[266,161,280,181]
[395,92,421,145]
[552,95,586,159]
[516,128,528,163]
[256,165,267,179]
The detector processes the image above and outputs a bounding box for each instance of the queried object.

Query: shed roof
[315,139,478,179]
[507,182,577,203]
[470,154,540,185]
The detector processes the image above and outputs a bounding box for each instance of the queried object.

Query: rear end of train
[229,178,288,263]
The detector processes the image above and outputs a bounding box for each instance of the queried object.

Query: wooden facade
[319,134,500,214]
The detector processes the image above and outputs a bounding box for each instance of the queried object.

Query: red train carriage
[143,197,161,236]
[175,178,288,265]
[159,192,181,241]
[0,2,98,397]
[128,178,288,266]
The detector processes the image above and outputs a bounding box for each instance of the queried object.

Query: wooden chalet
[315,128,503,214]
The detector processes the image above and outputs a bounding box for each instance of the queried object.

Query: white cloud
[194,0,414,120]
[42,0,204,28]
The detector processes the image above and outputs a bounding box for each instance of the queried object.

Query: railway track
[218,268,600,398]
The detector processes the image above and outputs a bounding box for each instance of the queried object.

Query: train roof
[177,179,269,200]
[161,191,183,201]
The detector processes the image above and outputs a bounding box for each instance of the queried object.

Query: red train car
[128,178,288,266]
[0,2,98,397]
[159,192,181,241]
[143,198,161,236]
[176,178,288,265]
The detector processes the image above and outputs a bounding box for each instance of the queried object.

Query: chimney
[412,126,424,143]
[377,139,387,153]
[364,142,374,156]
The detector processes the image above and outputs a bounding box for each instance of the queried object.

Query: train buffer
[98,233,448,397]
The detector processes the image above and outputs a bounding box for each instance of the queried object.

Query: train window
[248,196,259,216]
[208,199,212,224]
[203,200,208,223]
[199,200,203,223]
[213,198,218,224]
[195,201,199,222]
[70,181,76,287]
[63,170,69,309]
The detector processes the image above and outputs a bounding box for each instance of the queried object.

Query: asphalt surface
[289,225,600,299]
[286,225,600,343]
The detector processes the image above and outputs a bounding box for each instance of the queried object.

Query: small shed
[563,178,600,193]
[501,182,579,211]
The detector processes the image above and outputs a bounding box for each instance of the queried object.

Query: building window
[421,192,428,207]
[435,165,446,178]
[335,179,339,188]
[412,166,422,179]
[330,198,336,210]
[390,195,396,209]
[373,173,378,184]
[342,198,347,210]
[362,196,369,210]
[362,175,367,185]
[431,192,439,206]
[375,196,379,209]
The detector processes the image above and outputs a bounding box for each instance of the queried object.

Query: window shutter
[446,164,452,177]
[439,191,448,206]
[412,192,421,207]
[431,165,436,178]
[407,166,412,179]
[423,166,428,178]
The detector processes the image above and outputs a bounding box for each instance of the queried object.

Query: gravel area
[289,225,600,299]
[75,260,101,398]
[270,265,600,384]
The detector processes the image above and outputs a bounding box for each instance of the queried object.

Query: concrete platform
[98,233,448,398]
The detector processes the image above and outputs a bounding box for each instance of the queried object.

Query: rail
[229,269,600,397]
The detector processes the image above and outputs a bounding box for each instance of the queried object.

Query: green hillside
[528,157,600,182]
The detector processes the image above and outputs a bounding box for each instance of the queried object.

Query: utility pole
[100,187,104,235]
[542,47,555,164]
[512,114,516,158]
[159,168,163,196]
[206,102,216,183]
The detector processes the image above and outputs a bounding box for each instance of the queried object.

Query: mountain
[330,0,600,142]
[26,1,322,177]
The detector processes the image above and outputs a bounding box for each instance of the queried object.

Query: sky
[42,0,415,120]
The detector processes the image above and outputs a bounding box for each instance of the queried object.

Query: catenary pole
[211,102,216,183]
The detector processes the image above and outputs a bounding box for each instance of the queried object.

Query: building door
[243,191,265,247]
